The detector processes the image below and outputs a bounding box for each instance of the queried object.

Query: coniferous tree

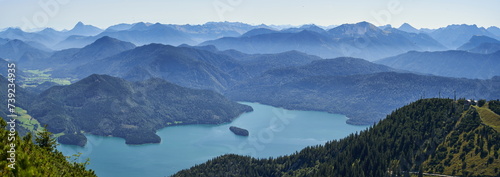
[35,124,57,151]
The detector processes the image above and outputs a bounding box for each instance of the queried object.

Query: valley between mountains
[1,21,500,176]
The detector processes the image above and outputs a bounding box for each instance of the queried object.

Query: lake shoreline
[57,102,369,177]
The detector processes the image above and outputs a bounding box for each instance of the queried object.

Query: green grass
[475,103,500,132]
[15,107,65,138]
[25,69,51,77]
[54,132,66,137]
[167,121,184,125]
[21,69,74,87]
[15,107,43,133]
[424,106,500,176]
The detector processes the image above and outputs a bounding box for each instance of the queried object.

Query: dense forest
[174,98,500,177]
[227,71,500,125]
[28,74,252,145]
[0,118,96,176]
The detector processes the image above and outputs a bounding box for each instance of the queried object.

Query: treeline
[0,119,96,176]
[489,100,500,115]
[173,99,500,177]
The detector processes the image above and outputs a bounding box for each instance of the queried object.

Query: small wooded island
[229,126,249,136]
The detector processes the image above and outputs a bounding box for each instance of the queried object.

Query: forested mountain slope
[0,119,96,176]
[174,99,500,177]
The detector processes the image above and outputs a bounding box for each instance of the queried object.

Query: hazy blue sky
[0,0,498,31]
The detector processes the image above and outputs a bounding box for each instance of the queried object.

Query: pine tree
[35,124,57,151]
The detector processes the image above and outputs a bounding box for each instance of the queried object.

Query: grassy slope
[15,107,42,133]
[423,103,500,176]
[477,103,500,132]
[14,107,64,137]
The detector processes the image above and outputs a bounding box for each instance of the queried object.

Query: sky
[0,0,499,31]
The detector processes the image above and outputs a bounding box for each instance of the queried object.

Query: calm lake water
[57,102,369,177]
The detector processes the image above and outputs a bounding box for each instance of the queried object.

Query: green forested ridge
[227,71,500,125]
[0,75,35,138]
[29,74,253,145]
[70,43,246,92]
[173,99,500,177]
[0,118,96,176]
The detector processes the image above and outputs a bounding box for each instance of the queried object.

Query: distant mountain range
[428,24,499,49]
[487,26,500,37]
[49,38,322,93]
[376,50,500,79]
[54,23,196,50]
[468,42,500,54]
[0,22,103,48]
[168,21,268,43]
[0,39,51,65]
[398,23,420,33]
[0,28,59,48]
[29,74,253,145]
[457,35,500,54]
[43,36,136,70]
[2,21,499,56]
[68,42,246,92]
[0,22,270,50]
[65,22,103,36]
[202,22,447,60]
[458,35,500,50]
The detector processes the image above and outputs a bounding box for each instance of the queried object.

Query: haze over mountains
[0,39,51,63]
[0,21,498,126]
[377,50,500,79]
[0,22,500,145]
[26,37,323,93]
[458,35,500,54]
[2,21,499,60]
[1,20,500,176]
[1,21,267,51]
[43,36,136,70]
[397,23,420,33]
[7,34,495,125]
[202,22,448,60]
[429,24,498,49]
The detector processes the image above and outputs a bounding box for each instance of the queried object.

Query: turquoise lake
[57,102,369,177]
